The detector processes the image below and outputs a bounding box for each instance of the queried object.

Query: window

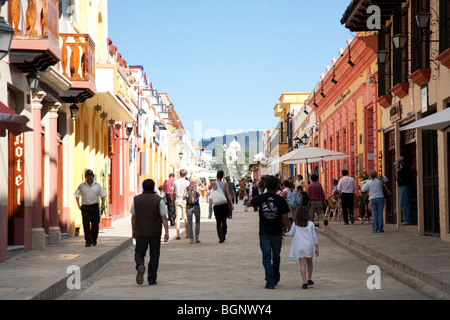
[440,0,450,53]
[411,0,431,72]
[393,6,410,85]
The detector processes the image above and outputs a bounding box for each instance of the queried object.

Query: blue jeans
[259,234,283,287]
[186,205,201,241]
[399,185,411,223]
[370,197,385,231]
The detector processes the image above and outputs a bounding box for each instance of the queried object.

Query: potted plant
[100,169,112,228]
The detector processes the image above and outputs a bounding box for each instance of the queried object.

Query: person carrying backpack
[183,176,201,244]
[287,186,303,221]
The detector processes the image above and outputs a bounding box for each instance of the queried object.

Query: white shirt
[130,198,168,216]
[337,176,356,194]
[74,182,107,205]
[172,178,190,202]
[361,177,389,200]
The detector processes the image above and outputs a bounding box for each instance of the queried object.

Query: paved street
[62,199,428,300]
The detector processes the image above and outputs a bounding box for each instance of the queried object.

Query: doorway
[422,129,440,235]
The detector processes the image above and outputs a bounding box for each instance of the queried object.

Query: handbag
[379,178,392,198]
[210,183,228,206]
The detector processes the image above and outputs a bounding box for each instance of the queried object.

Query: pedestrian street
[64,198,429,301]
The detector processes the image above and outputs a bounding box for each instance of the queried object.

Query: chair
[334,197,343,221]
[325,198,336,221]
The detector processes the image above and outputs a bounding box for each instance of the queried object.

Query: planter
[437,48,450,69]
[390,82,409,98]
[408,68,431,87]
[99,220,105,231]
[377,94,392,109]
[103,217,112,228]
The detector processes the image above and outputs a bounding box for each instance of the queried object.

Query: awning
[400,108,450,132]
[0,102,34,137]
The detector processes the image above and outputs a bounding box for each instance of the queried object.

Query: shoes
[265,284,275,289]
[324,219,329,226]
[195,238,201,243]
[307,280,314,286]
[136,265,145,285]
[148,281,158,286]
[302,283,308,289]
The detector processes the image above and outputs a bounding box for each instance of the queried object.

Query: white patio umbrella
[280,145,349,164]
[196,171,216,178]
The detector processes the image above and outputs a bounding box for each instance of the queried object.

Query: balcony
[60,34,96,103]
[8,0,61,72]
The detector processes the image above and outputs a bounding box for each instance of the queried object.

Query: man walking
[163,173,176,226]
[131,179,169,285]
[247,175,290,289]
[337,170,357,225]
[74,170,107,247]
[171,169,190,239]
[307,174,328,225]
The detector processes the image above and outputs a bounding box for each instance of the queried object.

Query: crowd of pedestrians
[74,160,413,289]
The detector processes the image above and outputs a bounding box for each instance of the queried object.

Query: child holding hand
[284,205,319,289]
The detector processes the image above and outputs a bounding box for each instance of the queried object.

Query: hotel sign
[10,133,25,215]
[334,89,351,107]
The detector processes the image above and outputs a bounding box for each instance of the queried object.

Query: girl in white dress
[284,206,319,289]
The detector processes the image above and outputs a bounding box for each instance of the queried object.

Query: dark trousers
[341,193,355,223]
[214,203,229,242]
[165,194,175,222]
[135,236,161,284]
[81,204,100,245]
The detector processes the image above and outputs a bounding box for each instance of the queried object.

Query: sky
[108,0,355,140]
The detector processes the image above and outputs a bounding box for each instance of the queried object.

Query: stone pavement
[318,218,450,299]
[0,198,449,300]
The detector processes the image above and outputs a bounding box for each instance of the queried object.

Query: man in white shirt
[171,169,190,239]
[74,170,107,247]
[337,170,356,225]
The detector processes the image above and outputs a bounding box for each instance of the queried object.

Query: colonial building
[305,33,381,198]
[342,0,450,241]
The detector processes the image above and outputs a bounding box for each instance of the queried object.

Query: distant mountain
[201,130,264,154]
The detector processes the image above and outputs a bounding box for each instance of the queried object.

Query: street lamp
[392,33,408,50]
[69,103,79,119]
[415,10,431,29]
[26,72,40,93]
[179,151,184,161]
[377,49,389,64]
[0,14,14,61]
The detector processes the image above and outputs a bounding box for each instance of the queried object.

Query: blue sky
[108,1,354,139]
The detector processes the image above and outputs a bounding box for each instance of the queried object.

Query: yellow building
[272,93,310,180]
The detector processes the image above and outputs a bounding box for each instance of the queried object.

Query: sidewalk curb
[318,224,450,299]
[31,237,133,300]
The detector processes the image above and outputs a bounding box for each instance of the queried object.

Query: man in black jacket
[131,179,169,285]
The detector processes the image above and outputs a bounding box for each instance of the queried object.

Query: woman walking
[208,170,234,243]
[183,176,201,244]
[284,206,319,289]
[361,170,389,233]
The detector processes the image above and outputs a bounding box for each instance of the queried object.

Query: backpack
[287,191,302,208]
[186,185,199,205]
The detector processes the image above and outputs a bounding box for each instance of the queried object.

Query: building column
[48,102,61,245]
[31,92,46,250]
